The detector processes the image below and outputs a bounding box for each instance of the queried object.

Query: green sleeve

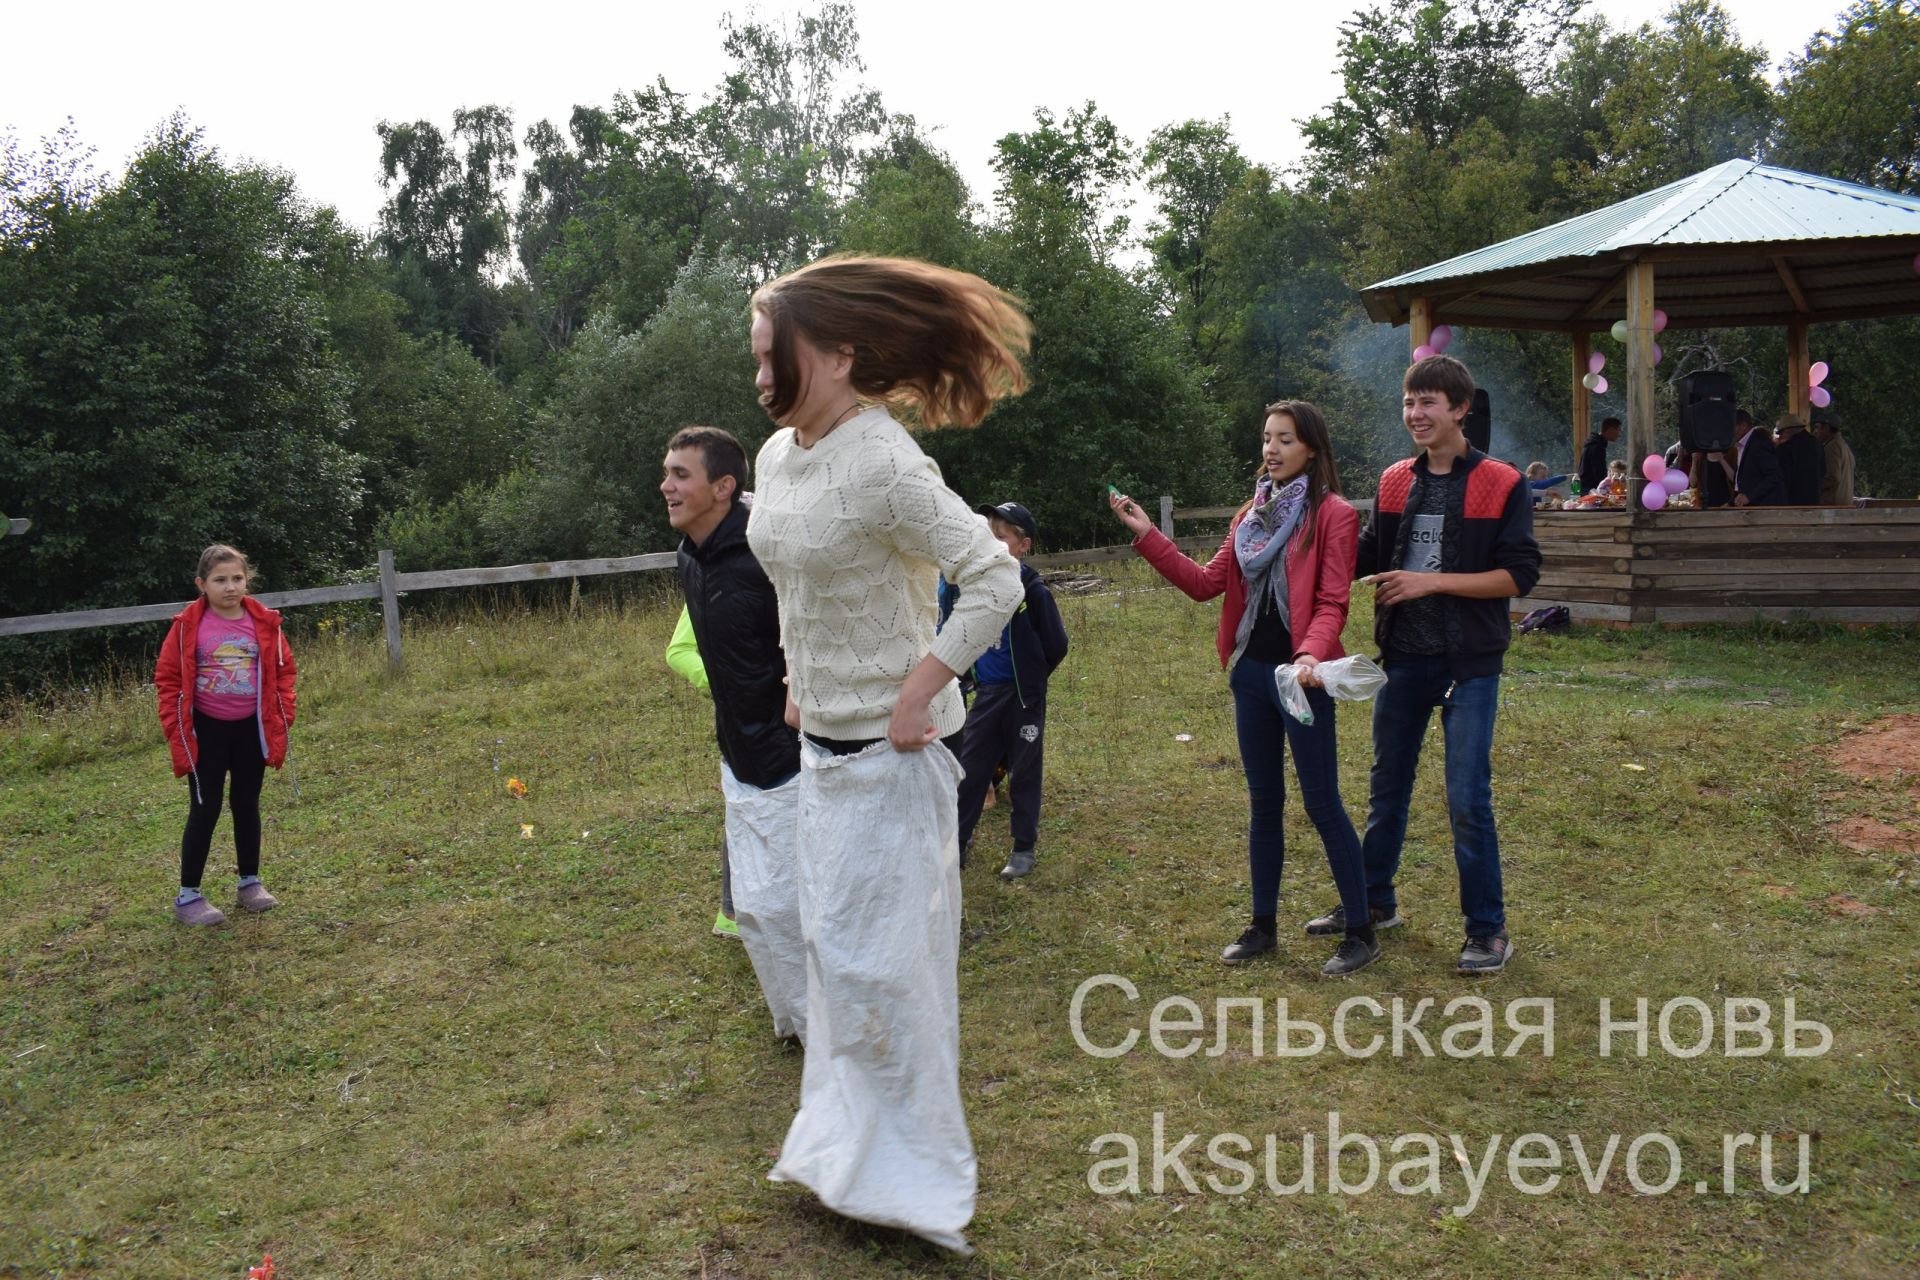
[665,606,710,693]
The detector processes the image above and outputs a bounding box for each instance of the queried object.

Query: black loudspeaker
[1464,388,1491,454]
[1679,370,1738,453]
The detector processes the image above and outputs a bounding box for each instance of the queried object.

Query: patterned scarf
[1230,472,1309,664]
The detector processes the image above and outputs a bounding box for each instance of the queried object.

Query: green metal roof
[1359,160,1920,331]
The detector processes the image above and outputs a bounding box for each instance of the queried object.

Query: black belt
[805,730,966,756]
[804,732,881,756]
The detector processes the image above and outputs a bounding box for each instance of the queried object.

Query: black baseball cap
[978,501,1037,542]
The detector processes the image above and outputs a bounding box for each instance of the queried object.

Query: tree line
[3,0,1917,680]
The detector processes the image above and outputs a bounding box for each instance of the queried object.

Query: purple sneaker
[174,896,227,927]
[236,883,279,914]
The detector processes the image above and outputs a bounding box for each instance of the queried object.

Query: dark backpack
[1518,605,1571,634]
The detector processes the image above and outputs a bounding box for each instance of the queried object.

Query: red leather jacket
[1133,495,1360,669]
[155,596,297,776]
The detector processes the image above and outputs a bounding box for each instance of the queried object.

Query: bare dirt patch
[1831,816,1920,856]
[1824,893,1883,919]
[1828,714,1920,788]
[1824,716,1920,854]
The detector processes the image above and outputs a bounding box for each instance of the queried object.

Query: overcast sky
[6,1,1839,234]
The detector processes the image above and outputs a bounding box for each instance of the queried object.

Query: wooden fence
[4,496,1305,670]
[24,495,1900,669]
[1529,505,1920,626]
[1,549,678,672]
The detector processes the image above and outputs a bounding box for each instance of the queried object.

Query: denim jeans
[1360,652,1505,935]
[1227,659,1368,927]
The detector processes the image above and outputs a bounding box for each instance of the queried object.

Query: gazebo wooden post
[1409,296,1432,358]
[1571,330,1592,468]
[1624,262,1658,509]
[1786,317,1811,419]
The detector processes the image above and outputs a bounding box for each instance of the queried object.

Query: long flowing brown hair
[1236,400,1343,551]
[751,254,1032,428]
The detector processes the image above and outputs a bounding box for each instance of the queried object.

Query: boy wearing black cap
[954,502,1070,880]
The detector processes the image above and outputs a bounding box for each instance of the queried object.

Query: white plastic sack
[720,763,807,1042]
[769,738,974,1255]
[1273,654,1390,725]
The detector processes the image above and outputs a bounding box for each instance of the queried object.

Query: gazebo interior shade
[1360,160,1920,332]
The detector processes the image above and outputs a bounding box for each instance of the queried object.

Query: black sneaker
[1219,925,1276,966]
[1303,903,1404,936]
[1458,931,1513,975]
[1320,935,1381,977]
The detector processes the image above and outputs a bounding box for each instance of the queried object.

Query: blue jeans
[1228,659,1368,927]
[1360,653,1505,935]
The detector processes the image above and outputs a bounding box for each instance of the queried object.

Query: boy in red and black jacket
[1323,354,1540,974]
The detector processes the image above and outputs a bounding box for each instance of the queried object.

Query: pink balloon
[1652,309,1669,333]
[1809,361,1829,387]
[1810,385,1833,409]
[1652,343,1664,365]
[1641,454,1667,484]
[1587,352,1606,375]
[1413,344,1436,362]
[1641,483,1668,511]
[1662,468,1689,495]
[1429,324,1453,352]
[1592,375,1608,394]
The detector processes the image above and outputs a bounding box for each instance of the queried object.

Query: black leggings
[180,711,266,888]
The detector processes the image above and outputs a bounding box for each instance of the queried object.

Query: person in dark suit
[1578,417,1620,492]
[1737,422,1789,506]
[1698,410,1743,508]
[1773,413,1823,506]
[1703,409,1786,507]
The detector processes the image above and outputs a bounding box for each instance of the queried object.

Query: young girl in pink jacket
[1111,400,1377,976]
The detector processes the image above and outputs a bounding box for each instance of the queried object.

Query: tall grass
[2,565,1916,1278]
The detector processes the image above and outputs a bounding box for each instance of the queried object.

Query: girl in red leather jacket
[1110,400,1376,977]
[154,545,297,926]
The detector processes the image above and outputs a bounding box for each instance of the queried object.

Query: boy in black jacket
[666,427,808,1037]
[954,502,1070,881]
[1312,355,1541,974]
[667,428,799,795]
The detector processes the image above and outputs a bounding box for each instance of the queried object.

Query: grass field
[3,564,1917,1278]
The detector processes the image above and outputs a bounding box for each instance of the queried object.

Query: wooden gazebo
[1358,160,1920,625]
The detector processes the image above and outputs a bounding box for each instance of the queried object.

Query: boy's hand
[1366,571,1438,607]
[1109,491,1153,537]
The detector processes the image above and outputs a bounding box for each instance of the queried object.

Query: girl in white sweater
[745,255,1031,1254]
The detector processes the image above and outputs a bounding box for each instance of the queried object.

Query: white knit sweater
[747,408,1024,740]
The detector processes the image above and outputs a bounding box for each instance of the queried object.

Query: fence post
[1158,496,1175,539]
[377,549,404,674]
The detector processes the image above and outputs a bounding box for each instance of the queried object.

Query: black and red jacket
[1356,449,1542,679]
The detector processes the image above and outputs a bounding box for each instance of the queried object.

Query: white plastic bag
[769,739,974,1255]
[720,763,807,1042]
[1273,654,1390,725]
